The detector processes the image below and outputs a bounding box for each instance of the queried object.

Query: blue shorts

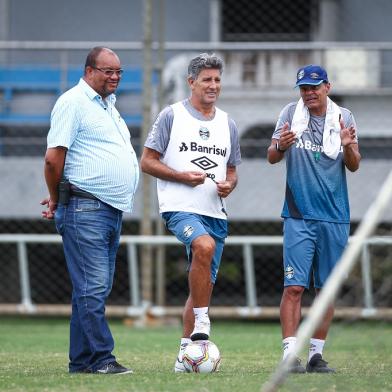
[161,211,227,283]
[283,218,349,289]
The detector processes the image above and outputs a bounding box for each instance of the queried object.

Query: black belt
[70,185,98,200]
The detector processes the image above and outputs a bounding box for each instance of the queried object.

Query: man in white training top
[141,53,241,372]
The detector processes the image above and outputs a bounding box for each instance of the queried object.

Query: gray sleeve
[272,102,296,140]
[228,117,242,166]
[144,106,174,154]
[341,107,359,141]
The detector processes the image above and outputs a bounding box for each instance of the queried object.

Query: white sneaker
[174,343,188,373]
[190,319,210,341]
[174,356,186,373]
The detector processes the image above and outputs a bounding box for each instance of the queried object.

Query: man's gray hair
[187,53,224,80]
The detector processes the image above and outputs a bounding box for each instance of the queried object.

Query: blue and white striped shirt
[47,78,139,212]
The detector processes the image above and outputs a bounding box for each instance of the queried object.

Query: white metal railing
[0,234,390,316]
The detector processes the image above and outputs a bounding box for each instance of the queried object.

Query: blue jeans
[55,197,123,372]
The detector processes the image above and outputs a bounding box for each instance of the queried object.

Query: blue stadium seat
[0,65,148,126]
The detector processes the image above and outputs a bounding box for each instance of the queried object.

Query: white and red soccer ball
[182,340,221,373]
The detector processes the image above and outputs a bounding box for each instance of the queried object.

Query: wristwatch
[275,142,285,152]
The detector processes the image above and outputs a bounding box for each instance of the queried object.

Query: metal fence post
[243,243,257,309]
[17,241,35,313]
[127,242,140,308]
[361,242,375,315]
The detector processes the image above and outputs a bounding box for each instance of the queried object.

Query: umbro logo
[191,156,218,171]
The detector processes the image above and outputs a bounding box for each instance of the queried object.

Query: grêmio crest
[199,126,210,140]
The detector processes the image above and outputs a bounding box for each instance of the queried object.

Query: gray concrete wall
[8,0,211,42]
[6,0,392,43]
[339,0,392,42]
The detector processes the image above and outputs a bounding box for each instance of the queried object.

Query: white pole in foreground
[261,169,392,392]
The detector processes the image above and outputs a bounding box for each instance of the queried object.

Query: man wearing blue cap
[267,64,361,373]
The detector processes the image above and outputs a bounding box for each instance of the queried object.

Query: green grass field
[0,317,391,392]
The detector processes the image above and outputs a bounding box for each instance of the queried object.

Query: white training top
[157,101,231,219]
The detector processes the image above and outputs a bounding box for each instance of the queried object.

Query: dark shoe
[306,354,335,373]
[70,368,92,374]
[289,357,306,374]
[283,356,306,374]
[95,361,133,375]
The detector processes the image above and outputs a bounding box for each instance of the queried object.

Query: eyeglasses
[92,67,124,77]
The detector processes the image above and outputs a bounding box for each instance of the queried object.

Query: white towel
[291,97,342,160]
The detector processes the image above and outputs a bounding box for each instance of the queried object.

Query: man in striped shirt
[41,47,139,375]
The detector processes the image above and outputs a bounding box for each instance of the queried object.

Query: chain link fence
[0,0,391,315]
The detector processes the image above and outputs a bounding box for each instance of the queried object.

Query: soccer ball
[182,340,221,373]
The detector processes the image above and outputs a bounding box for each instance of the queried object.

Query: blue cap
[295,64,328,87]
